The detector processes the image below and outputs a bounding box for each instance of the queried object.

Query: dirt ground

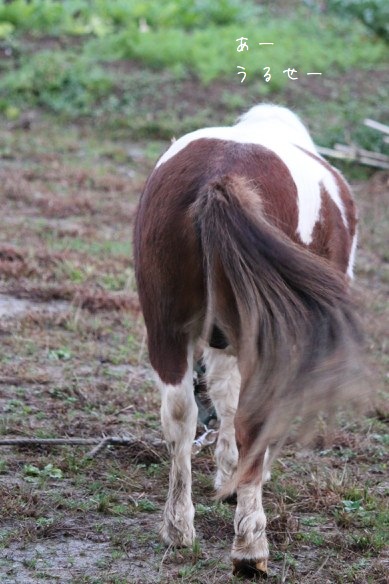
[0,112,388,584]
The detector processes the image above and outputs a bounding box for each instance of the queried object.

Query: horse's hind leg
[203,347,240,494]
[155,342,198,547]
[231,418,269,578]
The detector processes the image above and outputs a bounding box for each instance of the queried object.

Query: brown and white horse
[134,104,360,578]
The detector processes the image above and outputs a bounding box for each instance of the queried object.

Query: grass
[0,0,259,34]
[87,15,387,83]
[0,2,388,154]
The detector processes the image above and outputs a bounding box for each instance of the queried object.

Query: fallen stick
[0,428,217,459]
[0,438,98,446]
[0,435,166,461]
[0,376,50,385]
[364,118,389,136]
[334,143,389,163]
[84,435,164,460]
[317,146,389,170]
[86,437,111,458]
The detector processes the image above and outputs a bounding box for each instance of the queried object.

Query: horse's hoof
[160,524,195,548]
[232,558,268,579]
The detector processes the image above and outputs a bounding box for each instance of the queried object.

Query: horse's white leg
[231,476,269,577]
[158,348,198,547]
[203,347,240,493]
[231,408,269,579]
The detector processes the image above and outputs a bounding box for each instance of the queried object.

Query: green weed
[0,460,9,474]
[135,498,157,512]
[0,0,260,34]
[48,348,72,361]
[328,0,389,41]
[0,50,114,115]
[23,463,63,482]
[1,3,387,124]
[88,16,387,85]
[296,531,325,546]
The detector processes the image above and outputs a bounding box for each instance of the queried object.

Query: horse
[133,104,360,578]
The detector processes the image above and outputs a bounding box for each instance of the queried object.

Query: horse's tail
[193,174,362,488]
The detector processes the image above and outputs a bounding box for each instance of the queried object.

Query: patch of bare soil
[3,527,161,584]
[0,293,70,319]
[2,283,139,313]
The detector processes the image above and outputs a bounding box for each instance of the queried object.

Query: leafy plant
[36,516,54,528]
[342,499,364,513]
[0,0,260,34]
[0,21,14,39]
[136,498,157,512]
[86,14,387,86]
[48,348,72,360]
[0,2,387,122]
[328,0,389,41]
[0,50,113,115]
[23,464,63,482]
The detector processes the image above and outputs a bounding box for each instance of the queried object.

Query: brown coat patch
[134,139,301,384]
[134,138,359,416]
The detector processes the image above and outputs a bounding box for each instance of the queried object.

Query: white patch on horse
[203,347,240,492]
[157,348,198,546]
[263,446,271,483]
[156,104,347,244]
[347,232,358,278]
[237,104,317,151]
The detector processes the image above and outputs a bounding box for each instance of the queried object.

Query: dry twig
[0,435,166,462]
[317,145,389,170]
[363,118,389,135]
[317,117,389,170]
